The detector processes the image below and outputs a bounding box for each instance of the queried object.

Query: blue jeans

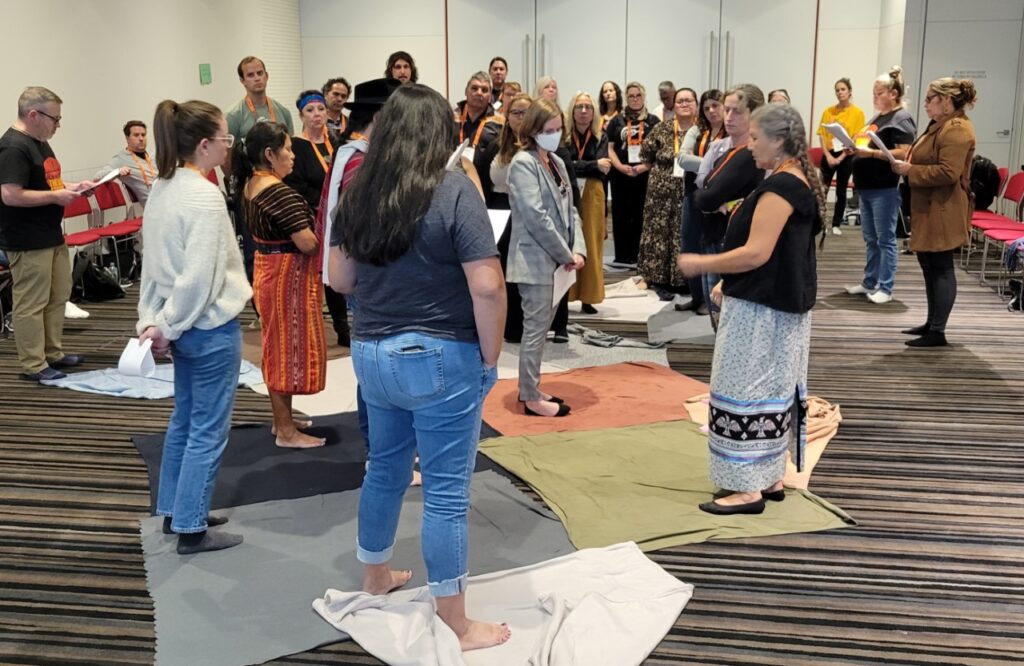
[859,187,900,295]
[679,194,705,308]
[352,332,497,597]
[157,320,242,533]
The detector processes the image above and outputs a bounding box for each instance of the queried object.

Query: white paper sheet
[553,265,577,307]
[487,209,511,243]
[118,338,155,377]
[823,123,856,150]
[867,131,898,163]
[445,139,470,171]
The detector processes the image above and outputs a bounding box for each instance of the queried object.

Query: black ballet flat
[901,324,930,336]
[518,396,564,405]
[581,304,598,315]
[524,402,571,417]
[698,498,766,515]
[762,489,786,502]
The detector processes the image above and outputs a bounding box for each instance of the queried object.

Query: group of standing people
[113,45,979,656]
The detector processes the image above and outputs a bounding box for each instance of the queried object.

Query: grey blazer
[505,149,586,285]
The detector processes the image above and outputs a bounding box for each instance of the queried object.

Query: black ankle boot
[906,331,947,347]
[901,323,930,335]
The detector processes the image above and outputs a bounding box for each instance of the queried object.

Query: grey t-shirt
[336,171,497,342]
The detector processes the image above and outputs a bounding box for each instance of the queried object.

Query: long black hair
[338,85,453,265]
[231,121,289,189]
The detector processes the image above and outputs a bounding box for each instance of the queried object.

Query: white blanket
[312,542,692,666]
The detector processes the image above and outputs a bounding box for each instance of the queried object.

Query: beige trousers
[8,244,71,373]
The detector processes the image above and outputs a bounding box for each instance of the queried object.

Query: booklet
[487,209,510,243]
[552,264,577,307]
[445,139,470,171]
[822,123,856,150]
[867,131,897,163]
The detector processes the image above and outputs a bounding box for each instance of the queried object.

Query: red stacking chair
[63,196,101,291]
[980,226,1024,288]
[92,182,142,284]
[965,172,1024,268]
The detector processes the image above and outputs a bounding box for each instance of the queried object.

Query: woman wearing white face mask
[506,99,586,418]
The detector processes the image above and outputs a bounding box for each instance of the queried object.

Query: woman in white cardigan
[136,99,252,555]
[506,99,586,417]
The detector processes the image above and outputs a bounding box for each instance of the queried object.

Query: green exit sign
[199,63,212,86]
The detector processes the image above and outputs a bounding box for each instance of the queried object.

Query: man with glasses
[0,86,96,382]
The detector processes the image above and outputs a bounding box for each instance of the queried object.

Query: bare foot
[271,419,313,436]
[457,620,511,651]
[524,399,562,417]
[363,567,413,595]
[410,469,422,487]
[714,491,762,506]
[275,430,326,449]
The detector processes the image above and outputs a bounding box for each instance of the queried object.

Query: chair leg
[980,238,991,285]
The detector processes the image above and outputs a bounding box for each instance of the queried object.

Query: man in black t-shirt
[0,86,96,381]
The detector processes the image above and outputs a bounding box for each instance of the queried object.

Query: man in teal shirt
[225,56,294,141]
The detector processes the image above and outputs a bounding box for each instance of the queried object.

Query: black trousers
[917,250,956,333]
[819,151,855,226]
[609,171,648,264]
[324,286,350,343]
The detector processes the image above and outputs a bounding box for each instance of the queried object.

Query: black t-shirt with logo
[851,109,917,191]
[0,128,65,250]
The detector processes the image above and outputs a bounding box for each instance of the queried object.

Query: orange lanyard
[245,96,277,123]
[573,128,592,160]
[697,127,726,157]
[772,157,799,176]
[349,131,369,143]
[182,162,206,177]
[302,130,334,174]
[626,119,645,146]
[128,150,156,186]
[329,114,347,132]
[253,169,278,180]
[673,119,680,154]
[706,145,745,183]
[459,106,493,147]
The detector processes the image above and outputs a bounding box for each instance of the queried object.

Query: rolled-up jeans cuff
[356,540,395,565]
[428,573,468,597]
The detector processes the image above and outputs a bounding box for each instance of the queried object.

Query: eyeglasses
[508,109,527,117]
[211,134,235,148]
[925,93,940,103]
[573,104,594,111]
[36,109,61,125]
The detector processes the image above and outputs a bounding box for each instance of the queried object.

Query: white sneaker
[831,226,843,235]
[65,302,90,319]
[867,291,892,304]
[845,284,870,295]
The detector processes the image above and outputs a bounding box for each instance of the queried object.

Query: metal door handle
[540,33,546,77]
[997,129,1011,137]
[709,31,715,87]
[724,31,731,89]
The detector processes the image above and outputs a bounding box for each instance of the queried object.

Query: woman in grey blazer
[506,99,586,417]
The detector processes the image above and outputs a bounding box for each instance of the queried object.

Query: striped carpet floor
[1,228,1023,665]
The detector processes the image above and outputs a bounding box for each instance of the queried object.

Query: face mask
[535,132,561,152]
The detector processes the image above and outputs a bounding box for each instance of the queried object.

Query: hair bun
[889,65,903,78]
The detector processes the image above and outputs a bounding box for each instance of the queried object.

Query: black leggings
[917,250,956,333]
[819,151,855,226]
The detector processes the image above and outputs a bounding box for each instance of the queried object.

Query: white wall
[299,0,448,99]
[0,0,300,182]
[812,0,882,139]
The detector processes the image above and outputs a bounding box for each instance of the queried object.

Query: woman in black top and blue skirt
[677,103,825,515]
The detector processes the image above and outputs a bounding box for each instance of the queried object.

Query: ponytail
[152,99,223,179]
[233,121,289,193]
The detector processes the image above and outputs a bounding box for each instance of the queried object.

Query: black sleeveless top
[722,172,821,314]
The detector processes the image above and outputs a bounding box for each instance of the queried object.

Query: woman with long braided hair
[676,103,825,515]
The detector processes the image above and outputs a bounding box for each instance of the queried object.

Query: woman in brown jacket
[892,77,977,347]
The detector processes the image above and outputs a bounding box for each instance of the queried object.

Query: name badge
[672,159,685,178]
[462,146,476,164]
[627,144,641,164]
[831,138,843,153]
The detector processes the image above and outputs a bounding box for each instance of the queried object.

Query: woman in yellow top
[816,78,865,234]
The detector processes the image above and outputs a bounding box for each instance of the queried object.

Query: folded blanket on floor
[313,542,692,666]
[566,323,667,349]
[40,359,263,398]
[482,362,706,437]
[142,470,574,666]
[683,393,842,490]
[479,421,855,551]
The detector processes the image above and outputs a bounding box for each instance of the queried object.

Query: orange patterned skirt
[253,250,326,395]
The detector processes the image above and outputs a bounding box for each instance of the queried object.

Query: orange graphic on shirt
[853,123,877,149]
[43,156,64,191]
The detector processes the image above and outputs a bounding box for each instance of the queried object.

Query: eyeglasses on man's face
[36,109,61,125]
